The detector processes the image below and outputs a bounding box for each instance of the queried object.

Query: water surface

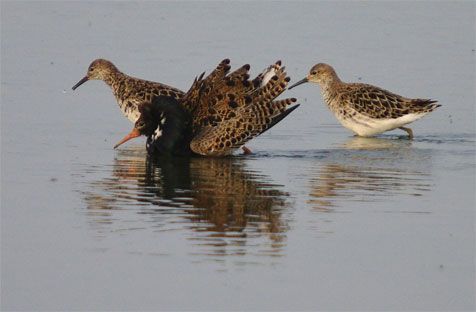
[1,1,475,310]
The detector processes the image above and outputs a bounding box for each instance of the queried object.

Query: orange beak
[113,127,141,149]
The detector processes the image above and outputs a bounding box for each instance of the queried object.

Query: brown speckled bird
[72,59,185,147]
[125,59,299,156]
[289,63,440,138]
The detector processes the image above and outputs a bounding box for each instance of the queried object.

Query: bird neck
[321,80,342,107]
[104,71,128,94]
[321,71,342,91]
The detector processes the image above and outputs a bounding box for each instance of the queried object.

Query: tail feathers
[206,58,231,84]
[251,65,289,103]
[187,59,298,156]
[220,64,253,94]
[258,60,283,87]
[410,99,441,113]
[182,59,232,112]
[236,97,298,140]
[252,60,282,87]
[227,64,251,82]
[190,99,299,156]
[259,103,300,136]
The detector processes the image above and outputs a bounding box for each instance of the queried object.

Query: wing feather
[341,84,439,119]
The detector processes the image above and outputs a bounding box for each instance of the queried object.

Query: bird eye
[136,120,145,130]
[311,71,317,75]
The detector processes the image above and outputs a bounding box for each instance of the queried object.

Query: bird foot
[242,146,252,155]
[399,127,414,139]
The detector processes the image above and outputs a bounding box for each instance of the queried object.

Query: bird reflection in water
[80,146,289,258]
[309,137,433,212]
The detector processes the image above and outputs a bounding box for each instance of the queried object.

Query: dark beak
[72,76,89,90]
[288,77,308,90]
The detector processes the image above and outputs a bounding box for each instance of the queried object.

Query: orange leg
[242,146,252,155]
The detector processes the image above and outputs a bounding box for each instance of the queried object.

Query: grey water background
[1,1,475,310]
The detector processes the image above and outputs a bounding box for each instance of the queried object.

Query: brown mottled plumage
[289,63,440,138]
[141,59,299,156]
[72,59,185,123]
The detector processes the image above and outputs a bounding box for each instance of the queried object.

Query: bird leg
[242,146,252,155]
[399,127,413,139]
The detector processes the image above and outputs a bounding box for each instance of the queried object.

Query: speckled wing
[117,78,185,103]
[188,61,298,156]
[114,78,186,122]
[187,61,257,130]
[340,84,439,119]
[180,58,232,113]
[190,60,289,130]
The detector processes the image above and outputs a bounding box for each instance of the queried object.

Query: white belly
[336,112,426,137]
[117,98,141,123]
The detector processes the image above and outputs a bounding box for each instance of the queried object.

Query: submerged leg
[399,127,413,139]
[242,146,252,155]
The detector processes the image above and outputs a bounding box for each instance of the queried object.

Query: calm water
[1,1,475,311]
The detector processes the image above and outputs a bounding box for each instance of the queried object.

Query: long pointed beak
[72,76,89,90]
[113,128,141,149]
[288,77,308,90]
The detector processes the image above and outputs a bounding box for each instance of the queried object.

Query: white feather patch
[152,127,162,140]
[260,66,278,87]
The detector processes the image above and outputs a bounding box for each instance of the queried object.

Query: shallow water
[1,1,475,311]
